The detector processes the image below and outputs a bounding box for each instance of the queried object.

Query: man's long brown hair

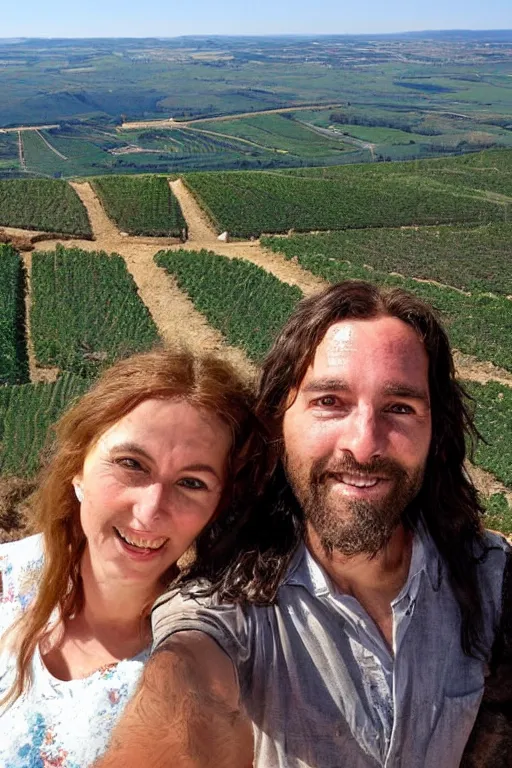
[184,281,491,657]
[1,348,265,706]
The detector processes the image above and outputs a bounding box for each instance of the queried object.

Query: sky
[3,0,511,38]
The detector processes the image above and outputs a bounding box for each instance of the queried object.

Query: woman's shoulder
[0,533,45,628]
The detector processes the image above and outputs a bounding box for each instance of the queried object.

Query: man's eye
[178,478,208,490]
[313,396,339,408]
[388,403,414,414]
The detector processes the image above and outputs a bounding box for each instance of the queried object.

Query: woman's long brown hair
[1,348,265,707]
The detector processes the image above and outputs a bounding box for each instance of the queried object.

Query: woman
[0,348,265,767]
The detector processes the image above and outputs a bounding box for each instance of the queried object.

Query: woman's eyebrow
[181,464,222,481]
[109,442,153,462]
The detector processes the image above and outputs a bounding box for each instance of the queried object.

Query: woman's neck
[79,548,158,635]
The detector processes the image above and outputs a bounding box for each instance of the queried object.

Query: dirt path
[17,131,26,171]
[454,351,512,388]
[35,129,67,161]
[122,103,346,131]
[466,462,512,508]
[20,252,59,383]
[169,179,218,243]
[192,239,326,296]
[69,181,120,241]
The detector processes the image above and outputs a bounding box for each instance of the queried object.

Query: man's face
[282,316,432,557]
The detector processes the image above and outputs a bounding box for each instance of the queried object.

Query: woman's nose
[133,483,166,525]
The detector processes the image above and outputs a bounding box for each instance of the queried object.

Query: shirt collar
[284,518,442,598]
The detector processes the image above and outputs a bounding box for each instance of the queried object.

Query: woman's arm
[96,631,253,768]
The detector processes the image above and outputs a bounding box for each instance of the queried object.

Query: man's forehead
[302,317,428,381]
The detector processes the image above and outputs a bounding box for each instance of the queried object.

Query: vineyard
[0,148,510,535]
[0,374,89,477]
[92,176,187,237]
[262,235,512,372]
[155,249,302,361]
[0,245,29,385]
[0,179,92,236]
[184,166,511,238]
[467,380,512,488]
[261,224,512,296]
[31,246,160,377]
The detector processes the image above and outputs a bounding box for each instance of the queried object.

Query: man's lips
[326,472,389,488]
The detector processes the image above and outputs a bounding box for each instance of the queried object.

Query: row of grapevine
[155,249,302,361]
[261,236,512,373]
[465,380,512,489]
[0,374,90,477]
[0,179,92,237]
[184,166,511,238]
[31,246,160,377]
[0,244,29,385]
[92,176,187,237]
[263,223,512,297]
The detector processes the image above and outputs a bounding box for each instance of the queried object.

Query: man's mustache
[311,455,407,484]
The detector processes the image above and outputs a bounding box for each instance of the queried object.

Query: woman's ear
[72,474,84,503]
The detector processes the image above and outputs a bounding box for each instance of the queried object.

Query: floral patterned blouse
[0,534,150,767]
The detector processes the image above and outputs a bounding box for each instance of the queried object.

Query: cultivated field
[0,179,92,237]
[0,147,510,540]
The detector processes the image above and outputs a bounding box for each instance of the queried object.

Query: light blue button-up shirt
[152,526,509,768]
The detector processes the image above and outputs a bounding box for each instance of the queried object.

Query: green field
[0,178,92,236]
[92,176,187,237]
[0,244,29,385]
[0,374,90,477]
[31,246,160,376]
[155,249,302,361]
[197,114,351,158]
[184,156,512,237]
[261,222,512,296]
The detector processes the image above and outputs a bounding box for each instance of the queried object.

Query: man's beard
[284,452,425,558]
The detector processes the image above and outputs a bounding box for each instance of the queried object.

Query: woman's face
[74,398,232,586]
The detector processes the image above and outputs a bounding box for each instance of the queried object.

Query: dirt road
[121,103,346,131]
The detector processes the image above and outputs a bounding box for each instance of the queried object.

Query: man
[99,281,510,768]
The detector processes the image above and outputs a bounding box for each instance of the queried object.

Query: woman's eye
[115,457,144,471]
[178,477,208,490]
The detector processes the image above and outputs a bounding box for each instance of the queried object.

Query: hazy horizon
[3,0,511,39]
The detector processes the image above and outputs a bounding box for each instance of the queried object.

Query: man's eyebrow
[382,382,430,403]
[301,378,350,393]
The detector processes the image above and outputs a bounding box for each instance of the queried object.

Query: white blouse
[0,534,149,767]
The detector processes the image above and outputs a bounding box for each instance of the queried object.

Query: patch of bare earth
[169,179,218,243]
[466,463,512,510]
[454,352,512,388]
[0,477,37,543]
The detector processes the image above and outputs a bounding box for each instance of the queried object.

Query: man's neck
[306,524,413,648]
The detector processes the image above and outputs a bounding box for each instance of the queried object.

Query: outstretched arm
[96,631,253,768]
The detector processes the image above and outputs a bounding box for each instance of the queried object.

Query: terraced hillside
[0,149,510,540]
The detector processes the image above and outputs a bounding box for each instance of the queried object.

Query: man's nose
[334,407,386,465]
[133,482,167,525]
